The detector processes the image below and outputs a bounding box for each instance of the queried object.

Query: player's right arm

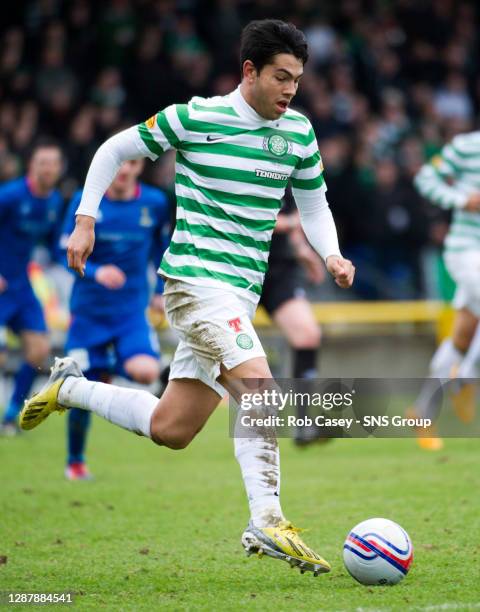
[414,136,480,211]
[59,192,123,287]
[67,125,153,276]
[68,106,184,276]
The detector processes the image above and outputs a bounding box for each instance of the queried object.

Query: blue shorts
[65,310,160,374]
[0,285,47,349]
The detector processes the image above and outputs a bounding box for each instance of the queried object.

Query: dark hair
[240,19,308,74]
[28,137,62,162]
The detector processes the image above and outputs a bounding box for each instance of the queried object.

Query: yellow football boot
[406,407,444,451]
[449,365,476,424]
[242,520,331,576]
[416,431,444,451]
[19,357,83,430]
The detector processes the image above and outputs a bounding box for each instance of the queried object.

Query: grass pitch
[0,405,479,611]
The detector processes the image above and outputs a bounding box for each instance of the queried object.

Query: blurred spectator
[35,34,78,136]
[98,0,139,66]
[65,105,99,186]
[434,72,473,121]
[91,67,126,109]
[125,25,173,115]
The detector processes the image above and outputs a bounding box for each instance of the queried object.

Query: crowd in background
[1,0,479,300]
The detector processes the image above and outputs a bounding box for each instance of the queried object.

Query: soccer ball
[343,518,413,585]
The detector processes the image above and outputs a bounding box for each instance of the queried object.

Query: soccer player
[60,159,170,480]
[21,20,354,574]
[411,131,480,450]
[260,195,325,445]
[0,142,63,435]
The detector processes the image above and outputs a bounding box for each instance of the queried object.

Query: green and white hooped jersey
[414,131,480,254]
[137,87,326,303]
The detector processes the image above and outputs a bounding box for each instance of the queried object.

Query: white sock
[458,325,480,379]
[415,339,462,418]
[430,339,462,377]
[234,434,285,528]
[59,377,157,438]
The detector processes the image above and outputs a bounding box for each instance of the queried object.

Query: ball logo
[264,134,291,157]
[236,333,253,350]
[343,518,413,586]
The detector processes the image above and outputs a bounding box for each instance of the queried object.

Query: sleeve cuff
[84,261,100,280]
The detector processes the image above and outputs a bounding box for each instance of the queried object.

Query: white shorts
[444,250,480,317]
[164,278,266,396]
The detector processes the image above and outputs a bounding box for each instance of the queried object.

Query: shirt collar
[229,86,276,125]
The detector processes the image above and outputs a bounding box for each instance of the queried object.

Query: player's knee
[452,309,477,353]
[453,329,472,354]
[132,366,160,385]
[25,342,50,367]
[290,325,321,349]
[234,360,272,380]
[164,435,192,450]
[453,337,469,354]
[452,324,474,354]
[151,425,193,450]
[126,357,160,385]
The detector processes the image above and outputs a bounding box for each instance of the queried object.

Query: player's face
[29,147,62,190]
[248,54,303,120]
[112,160,144,189]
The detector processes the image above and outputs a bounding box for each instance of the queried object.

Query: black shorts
[260,260,306,316]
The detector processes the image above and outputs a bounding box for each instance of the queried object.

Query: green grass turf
[0,406,479,611]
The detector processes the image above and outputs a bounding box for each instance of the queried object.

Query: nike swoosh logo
[206,135,225,142]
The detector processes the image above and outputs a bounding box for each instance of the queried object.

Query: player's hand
[150,294,165,314]
[0,274,7,294]
[295,244,325,284]
[326,255,355,288]
[67,215,95,276]
[95,265,126,289]
[464,193,480,212]
[149,294,166,328]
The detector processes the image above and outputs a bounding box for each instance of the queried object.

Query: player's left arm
[291,129,354,289]
[288,223,325,285]
[294,188,354,288]
[274,207,325,283]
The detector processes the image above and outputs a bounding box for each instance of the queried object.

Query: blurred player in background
[412,131,480,450]
[259,192,326,445]
[59,159,170,479]
[21,20,354,575]
[0,141,63,435]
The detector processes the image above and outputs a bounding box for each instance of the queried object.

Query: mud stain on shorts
[164,279,232,363]
[189,320,230,362]
[164,279,198,317]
